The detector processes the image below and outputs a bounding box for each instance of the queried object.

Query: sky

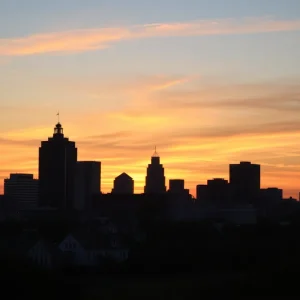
[1,0,300,197]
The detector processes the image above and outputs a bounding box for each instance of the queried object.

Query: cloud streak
[1,17,300,56]
[1,77,300,198]
[106,80,300,132]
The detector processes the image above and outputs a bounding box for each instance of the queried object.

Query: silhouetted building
[144,149,166,194]
[196,184,208,202]
[168,179,190,198]
[207,178,229,206]
[0,194,18,218]
[283,196,297,202]
[94,193,170,223]
[38,122,77,210]
[112,173,134,194]
[74,161,101,210]
[167,179,192,220]
[169,179,185,193]
[229,161,260,204]
[260,187,283,205]
[4,173,38,210]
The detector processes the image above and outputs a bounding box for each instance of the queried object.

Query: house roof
[115,172,133,180]
[64,231,127,251]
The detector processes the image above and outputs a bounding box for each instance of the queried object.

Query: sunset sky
[1,0,300,197]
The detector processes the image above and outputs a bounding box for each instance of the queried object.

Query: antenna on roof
[153,145,158,157]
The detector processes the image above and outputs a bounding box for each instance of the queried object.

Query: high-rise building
[112,173,134,194]
[168,179,190,202]
[196,184,208,202]
[38,122,77,210]
[144,149,166,194]
[260,187,282,205]
[169,179,185,193]
[74,161,101,210]
[229,161,260,204]
[207,178,229,206]
[4,173,38,210]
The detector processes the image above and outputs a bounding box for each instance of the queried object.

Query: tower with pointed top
[38,122,77,210]
[144,148,166,194]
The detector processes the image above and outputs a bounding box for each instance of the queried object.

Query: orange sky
[1,11,300,199]
[1,75,300,198]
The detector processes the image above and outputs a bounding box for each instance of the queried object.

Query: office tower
[196,184,208,202]
[4,173,38,210]
[74,161,101,210]
[144,148,166,194]
[229,161,260,204]
[112,173,134,194]
[260,188,283,205]
[38,122,77,210]
[168,179,190,202]
[207,178,229,206]
[169,179,185,193]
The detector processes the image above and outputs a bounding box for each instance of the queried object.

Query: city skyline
[0,120,294,198]
[1,1,300,197]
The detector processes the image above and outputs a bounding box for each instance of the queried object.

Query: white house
[58,232,129,267]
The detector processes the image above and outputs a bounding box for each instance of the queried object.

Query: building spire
[53,111,63,136]
[153,145,158,157]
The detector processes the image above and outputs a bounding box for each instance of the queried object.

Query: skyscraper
[229,161,260,205]
[4,173,38,210]
[144,148,166,194]
[38,122,77,210]
[207,178,229,206]
[74,161,101,210]
[196,184,208,202]
[169,179,185,193]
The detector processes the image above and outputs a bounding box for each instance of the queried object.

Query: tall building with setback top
[229,161,260,205]
[144,148,166,194]
[38,122,77,210]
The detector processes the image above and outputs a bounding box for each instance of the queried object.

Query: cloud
[103,80,300,135]
[160,92,300,113]
[148,80,300,111]
[0,137,40,147]
[149,77,192,91]
[85,131,132,140]
[170,120,300,141]
[1,17,300,56]
[66,74,194,132]
[64,74,193,95]
[1,77,300,198]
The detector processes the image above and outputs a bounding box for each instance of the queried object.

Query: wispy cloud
[1,77,300,197]
[0,137,39,147]
[154,82,300,112]
[1,17,300,56]
[170,120,300,142]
